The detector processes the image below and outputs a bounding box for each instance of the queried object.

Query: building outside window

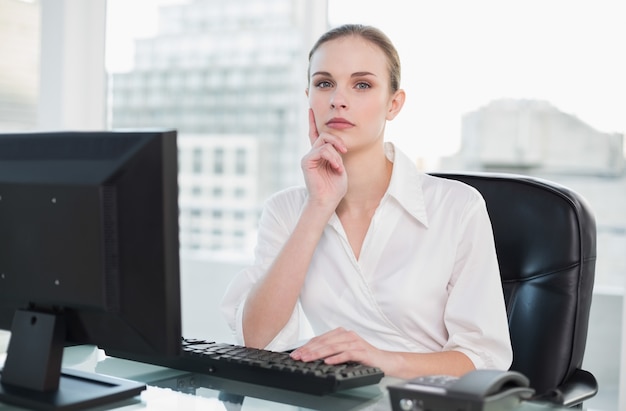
[107,0,315,261]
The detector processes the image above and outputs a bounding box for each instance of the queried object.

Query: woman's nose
[330,90,347,109]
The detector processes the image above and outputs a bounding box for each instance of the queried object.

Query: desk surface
[0,346,570,411]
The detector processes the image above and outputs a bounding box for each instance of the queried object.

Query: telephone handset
[388,369,536,411]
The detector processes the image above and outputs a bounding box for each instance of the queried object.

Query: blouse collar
[384,142,430,228]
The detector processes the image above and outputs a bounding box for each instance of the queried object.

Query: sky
[106,0,626,163]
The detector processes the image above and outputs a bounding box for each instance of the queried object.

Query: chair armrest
[559,369,598,408]
[535,369,598,408]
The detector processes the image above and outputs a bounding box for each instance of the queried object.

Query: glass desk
[0,345,572,411]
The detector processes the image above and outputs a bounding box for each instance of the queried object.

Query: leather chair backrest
[431,172,597,396]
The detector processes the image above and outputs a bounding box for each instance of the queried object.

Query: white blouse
[220,142,513,371]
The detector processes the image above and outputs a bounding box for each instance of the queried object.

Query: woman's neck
[337,143,392,215]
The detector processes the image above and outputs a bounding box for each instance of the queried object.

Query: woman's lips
[326,118,354,130]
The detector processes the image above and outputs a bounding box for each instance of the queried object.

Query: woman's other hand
[289,327,389,371]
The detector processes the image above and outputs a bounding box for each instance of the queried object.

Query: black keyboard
[166,338,384,395]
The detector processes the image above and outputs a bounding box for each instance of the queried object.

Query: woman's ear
[386,89,406,121]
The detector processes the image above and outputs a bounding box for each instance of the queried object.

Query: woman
[221,24,512,379]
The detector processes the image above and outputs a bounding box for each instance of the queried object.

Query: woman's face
[307,35,403,152]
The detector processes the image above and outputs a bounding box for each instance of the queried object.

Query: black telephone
[388,369,535,411]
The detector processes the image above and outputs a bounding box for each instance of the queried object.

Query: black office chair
[432,172,598,408]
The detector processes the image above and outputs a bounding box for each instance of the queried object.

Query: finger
[289,335,326,361]
[303,139,344,172]
[289,328,350,361]
[311,134,348,157]
[317,144,345,172]
[308,108,319,146]
[323,351,355,365]
[297,340,355,363]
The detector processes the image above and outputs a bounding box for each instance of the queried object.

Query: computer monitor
[0,129,181,410]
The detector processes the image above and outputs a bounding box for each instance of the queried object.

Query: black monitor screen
[0,129,181,410]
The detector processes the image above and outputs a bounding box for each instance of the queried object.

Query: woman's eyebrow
[311,71,377,78]
[351,71,376,78]
[311,71,332,78]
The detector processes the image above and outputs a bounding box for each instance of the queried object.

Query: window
[234,187,246,198]
[213,148,224,174]
[212,187,223,198]
[106,0,323,261]
[235,148,247,175]
[192,148,202,173]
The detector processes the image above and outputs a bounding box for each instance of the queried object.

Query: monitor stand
[0,309,146,411]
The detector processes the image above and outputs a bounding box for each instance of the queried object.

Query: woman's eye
[316,81,332,89]
[355,82,371,90]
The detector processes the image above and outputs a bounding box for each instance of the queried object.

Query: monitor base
[0,368,145,411]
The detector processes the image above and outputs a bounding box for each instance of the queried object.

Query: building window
[213,148,224,174]
[234,187,246,198]
[192,148,202,173]
[235,148,246,175]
